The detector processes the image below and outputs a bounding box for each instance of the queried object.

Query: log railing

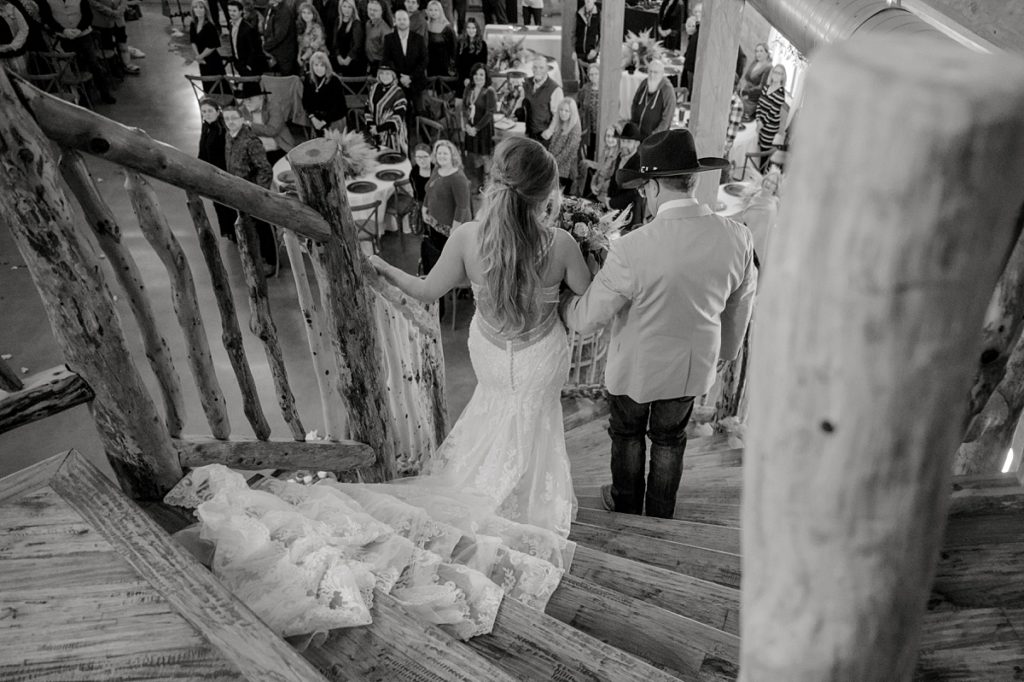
[0,69,448,497]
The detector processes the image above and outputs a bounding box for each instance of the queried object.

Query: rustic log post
[560,0,578,93]
[741,36,1024,681]
[287,139,398,481]
[10,76,331,242]
[125,172,230,440]
[235,215,307,441]
[688,0,744,205]
[596,0,625,159]
[60,151,187,438]
[283,232,348,440]
[0,68,182,499]
[185,194,272,440]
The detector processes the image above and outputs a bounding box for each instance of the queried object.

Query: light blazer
[562,202,757,402]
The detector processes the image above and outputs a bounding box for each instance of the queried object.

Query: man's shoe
[124,63,141,75]
[128,46,146,59]
[600,484,615,512]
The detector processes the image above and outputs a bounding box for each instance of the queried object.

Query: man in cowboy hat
[561,128,757,518]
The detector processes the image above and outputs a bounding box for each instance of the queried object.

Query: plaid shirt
[724,92,744,155]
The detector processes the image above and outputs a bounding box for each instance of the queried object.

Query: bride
[166,136,592,643]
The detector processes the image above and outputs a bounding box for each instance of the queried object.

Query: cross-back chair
[351,200,383,254]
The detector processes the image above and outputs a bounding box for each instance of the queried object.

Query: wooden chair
[340,76,370,126]
[740,149,774,181]
[184,74,235,108]
[25,51,93,107]
[386,177,419,248]
[351,200,382,254]
[416,116,445,146]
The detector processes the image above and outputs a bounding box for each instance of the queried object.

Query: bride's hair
[478,137,559,334]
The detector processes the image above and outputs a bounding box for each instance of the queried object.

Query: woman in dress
[364,60,409,153]
[547,97,582,193]
[296,1,326,73]
[410,142,433,202]
[197,98,238,240]
[419,139,471,276]
[461,62,496,183]
[739,42,771,121]
[755,63,788,172]
[454,17,486,87]
[302,50,348,134]
[424,0,456,78]
[588,123,621,204]
[332,0,365,76]
[189,0,225,92]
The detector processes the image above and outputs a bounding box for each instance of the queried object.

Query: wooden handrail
[10,75,331,242]
[0,366,94,435]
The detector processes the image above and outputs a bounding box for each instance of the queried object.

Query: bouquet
[558,196,632,266]
[622,29,665,71]
[487,36,529,72]
[328,129,377,179]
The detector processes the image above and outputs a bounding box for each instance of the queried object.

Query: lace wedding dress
[165,275,578,644]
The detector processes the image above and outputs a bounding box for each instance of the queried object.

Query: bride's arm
[369,227,470,304]
[556,229,592,295]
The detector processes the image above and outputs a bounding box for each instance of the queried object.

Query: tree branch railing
[1,70,449,496]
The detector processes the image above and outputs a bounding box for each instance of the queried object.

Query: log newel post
[0,68,182,499]
[741,37,1024,680]
[287,139,398,481]
[596,0,625,160]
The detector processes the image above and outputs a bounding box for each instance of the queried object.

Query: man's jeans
[608,394,695,517]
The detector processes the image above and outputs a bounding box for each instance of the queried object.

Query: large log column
[287,139,398,481]
[595,0,624,159]
[688,0,744,205]
[741,36,1024,680]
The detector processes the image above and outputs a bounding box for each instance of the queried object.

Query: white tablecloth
[485,25,562,62]
[272,150,412,240]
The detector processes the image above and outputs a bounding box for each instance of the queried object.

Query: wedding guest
[410,142,432,201]
[606,121,643,228]
[0,0,29,75]
[424,0,455,78]
[91,0,139,77]
[303,50,348,133]
[657,0,684,51]
[420,138,471,277]
[310,0,336,51]
[241,0,262,31]
[197,98,239,241]
[738,170,780,269]
[403,0,425,41]
[227,0,265,98]
[262,0,298,75]
[548,97,581,192]
[365,60,409,153]
[189,0,225,90]
[739,42,771,120]
[755,63,788,171]
[462,62,496,182]
[587,123,622,204]
[630,59,675,140]
[363,0,391,74]
[480,0,504,25]
[454,16,486,87]
[522,0,541,26]
[383,8,428,98]
[578,61,600,157]
[682,14,698,93]
[37,0,117,103]
[524,55,562,144]
[296,1,326,72]
[333,0,364,75]
[574,0,598,72]
[450,0,465,33]
[222,103,279,275]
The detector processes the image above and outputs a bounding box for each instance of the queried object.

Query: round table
[272,149,412,247]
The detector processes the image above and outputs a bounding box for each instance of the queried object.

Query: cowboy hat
[616,129,730,189]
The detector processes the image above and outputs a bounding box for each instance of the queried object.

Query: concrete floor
[0,3,483,480]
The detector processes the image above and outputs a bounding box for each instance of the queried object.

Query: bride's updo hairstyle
[478,136,560,334]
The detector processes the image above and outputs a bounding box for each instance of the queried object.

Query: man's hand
[587,49,597,60]
[400,74,412,88]
[541,128,553,141]
[657,27,670,37]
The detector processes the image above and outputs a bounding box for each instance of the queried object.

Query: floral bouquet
[487,36,529,72]
[622,29,665,72]
[327,129,377,179]
[558,196,632,267]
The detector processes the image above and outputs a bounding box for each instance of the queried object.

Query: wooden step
[570,522,741,588]
[574,507,741,554]
[546,573,739,680]
[468,594,681,682]
[570,545,740,635]
[576,468,743,507]
[932,542,1024,609]
[576,495,743,527]
[917,606,1024,679]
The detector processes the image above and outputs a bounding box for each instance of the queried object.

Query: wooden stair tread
[570,522,741,588]
[916,607,1024,679]
[574,507,741,554]
[577,497,743,527]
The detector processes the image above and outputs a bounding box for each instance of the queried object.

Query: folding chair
[351,200,383,254]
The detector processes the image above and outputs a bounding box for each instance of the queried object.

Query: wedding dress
[165,269,578,644]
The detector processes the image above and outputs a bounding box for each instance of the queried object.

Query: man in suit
[382,9,427,105]
[262,0,297,75]
[227,0,265,97]
[561,129,757,518]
